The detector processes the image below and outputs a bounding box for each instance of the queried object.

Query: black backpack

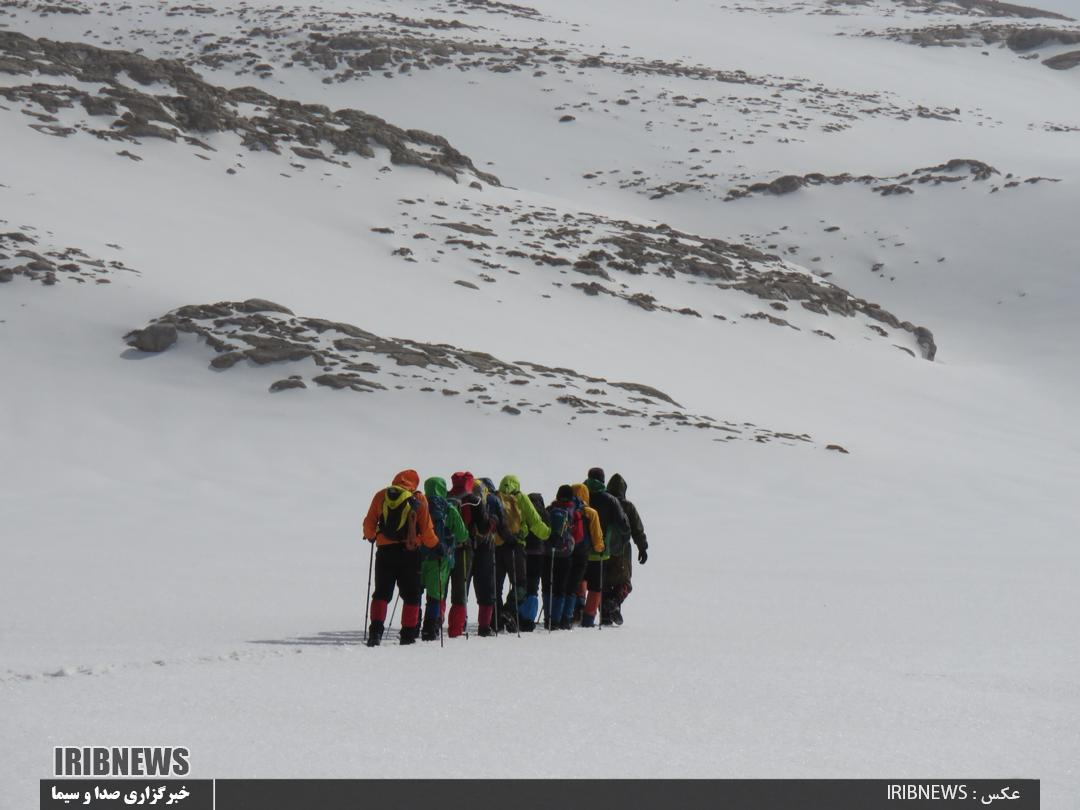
[546,504,576,556]
[378,486,416,541]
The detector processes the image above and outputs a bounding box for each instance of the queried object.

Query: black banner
[213,779,1038,810]
[42,779,1039,809]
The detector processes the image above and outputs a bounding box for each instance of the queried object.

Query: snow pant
[565,541,590,599]
[541,552,573,624]
[495,543,527,610]
[603,551,633,608]
[421,558,451,625]
[370,543,422,631]
[583,559,605,625]
[519,552,546,623]
[470,542,496,631]
[448,546,473,637]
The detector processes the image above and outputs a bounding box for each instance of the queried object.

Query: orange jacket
[572,483,604,554]
[363,469,438,549]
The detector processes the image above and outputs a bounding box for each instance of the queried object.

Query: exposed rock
[825,444,849,454]
[270,378,307,392]
[124,323,177,352]
[1044,50,1080,69]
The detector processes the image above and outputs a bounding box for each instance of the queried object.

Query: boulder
[125,323,177,352]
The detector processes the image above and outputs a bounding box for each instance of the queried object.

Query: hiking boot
[558,617,573,631]
[519,618,536,632]
[366,621,384,648]
[477,626,493,638]
[399,624,419,646]
[612,608,624,626]
[420,616,439,642]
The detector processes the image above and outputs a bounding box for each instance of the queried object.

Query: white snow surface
[2,0,1079,806]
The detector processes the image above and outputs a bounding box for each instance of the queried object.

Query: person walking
[420,476,468,641]
[363,470,438,646]
[603,473,647,626]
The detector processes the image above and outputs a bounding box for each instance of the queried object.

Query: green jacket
[497,475,550,545]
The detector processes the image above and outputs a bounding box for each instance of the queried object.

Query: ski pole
[512,543,521,639]
[363,541,375,643]
[388,593,399,633]
[463,544,472,640]
[439,561,446,649]
[597,554,604,632]
[492,541,499,637]
[548,546,555,634]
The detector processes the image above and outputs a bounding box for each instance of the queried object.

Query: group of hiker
[361,467,648,646]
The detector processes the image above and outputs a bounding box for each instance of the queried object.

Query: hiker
[446,472,476,638]
[420,476,468,641]
[494,475,550,633]
[541,485,585,630]
[472,476,508,637]
[520,492,551,632]
[582,467,630,627]
[363,469,439,646]
[567,482,604,629]
[603,473,648,626]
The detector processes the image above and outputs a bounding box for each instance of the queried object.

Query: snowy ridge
[125,298,822,445]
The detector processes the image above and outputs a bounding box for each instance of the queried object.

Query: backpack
[458,490,490,543]
[497,491,523,541]
[428,495,449,547]
[378,486,416,542]
[546,503,577,556]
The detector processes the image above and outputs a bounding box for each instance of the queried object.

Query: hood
[499,475,521,495]
[424,476,448,499]
[585,477,606,494]
[608,473,627,499]
[571,483,591,506]
[479,477,498,494]
[392,469,420,491]
[528,492,545,514]
[449,471,474,497]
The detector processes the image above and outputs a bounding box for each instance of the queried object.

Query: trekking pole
[464,545,472,640]
[492,542,499,637]
[439,562,446,649]
[388,593,399,632]
[509,546,518,639]
[363,541,375,643]
[597,556,604,633]
[547,546,555,634]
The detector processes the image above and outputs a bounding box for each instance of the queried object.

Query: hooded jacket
[421,476,468,561]
[571,483,604,555]
[607,473,647,556]
[496,475,550,546]
[363,469,438,549]
[524,492,550,555]
[583,478,629,560]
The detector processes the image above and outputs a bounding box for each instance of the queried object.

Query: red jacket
[363,469,438,549]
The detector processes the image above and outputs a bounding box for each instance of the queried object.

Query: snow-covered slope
[2,0,1078,806]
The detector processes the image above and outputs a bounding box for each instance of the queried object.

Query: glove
[638,548,648,565]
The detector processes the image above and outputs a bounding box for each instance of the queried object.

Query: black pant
[372,543,421,605]
[586,559,604,591]
[540,552,572,604]
[524,553,546,597]
[565,541,590,598]
[495,543,526,606]
[470,542,495,607]
[450,545,473,605]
